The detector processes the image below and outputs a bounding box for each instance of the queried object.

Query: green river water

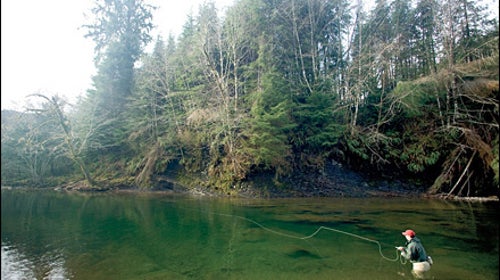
[1,189,498,279]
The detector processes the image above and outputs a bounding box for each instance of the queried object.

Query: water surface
[1,189,498,279]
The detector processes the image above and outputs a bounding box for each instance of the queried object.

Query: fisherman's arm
[396,246,410,259]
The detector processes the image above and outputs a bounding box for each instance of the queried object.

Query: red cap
[402,229,415,238]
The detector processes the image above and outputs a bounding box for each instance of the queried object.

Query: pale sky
[0,0,234,111]
[1,0,498,111]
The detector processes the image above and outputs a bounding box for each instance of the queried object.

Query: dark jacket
[401,237,428,262]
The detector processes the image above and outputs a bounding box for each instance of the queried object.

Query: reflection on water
[2,242,71,280]
[1,189,498,280]
[2,243,35,280]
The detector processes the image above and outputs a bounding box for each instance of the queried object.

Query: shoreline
[2,184,498,202]
[2,160,498,202]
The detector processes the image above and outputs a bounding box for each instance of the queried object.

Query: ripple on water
[2,242,72,280]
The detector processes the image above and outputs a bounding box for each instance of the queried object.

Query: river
[1,189,498,279]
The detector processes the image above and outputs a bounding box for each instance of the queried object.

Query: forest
[1,0,498,198]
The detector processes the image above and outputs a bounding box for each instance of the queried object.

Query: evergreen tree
[414,0,439,76]
[83,0,154,147]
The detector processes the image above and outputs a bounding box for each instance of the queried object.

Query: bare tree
[28,94,96,187]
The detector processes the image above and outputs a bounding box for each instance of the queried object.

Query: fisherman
[397,229,433,279]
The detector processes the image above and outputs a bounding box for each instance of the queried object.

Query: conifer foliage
[1,0,498,197]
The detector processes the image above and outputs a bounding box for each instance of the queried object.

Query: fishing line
[210,211,402,262]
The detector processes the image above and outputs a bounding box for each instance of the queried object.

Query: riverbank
[2,161,498,201]
[10,160,488,202]
[2,183,498,202]
[235,161,427,198]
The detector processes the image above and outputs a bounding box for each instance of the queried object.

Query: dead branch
[446,150,477,198]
